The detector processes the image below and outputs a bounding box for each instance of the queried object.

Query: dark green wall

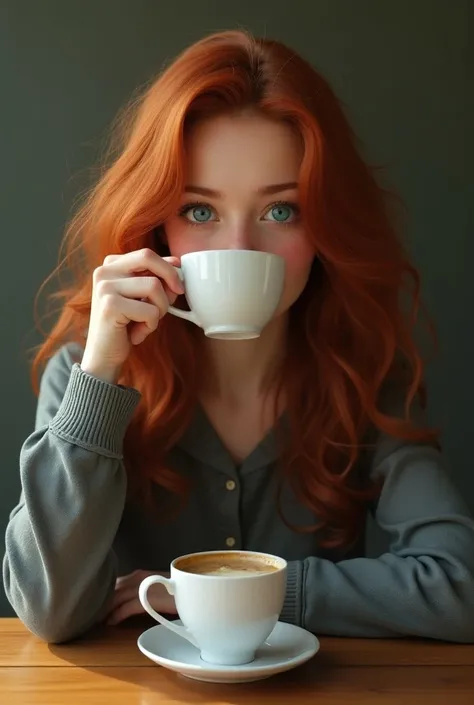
[0,0,472,615]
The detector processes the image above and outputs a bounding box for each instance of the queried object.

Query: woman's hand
[81,248,184,384]
[106,569,178,626]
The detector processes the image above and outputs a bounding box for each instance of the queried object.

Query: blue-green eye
[264,202,299,223]
[179,203,216,223]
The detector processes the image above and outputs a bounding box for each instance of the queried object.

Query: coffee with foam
[176,552,280,577]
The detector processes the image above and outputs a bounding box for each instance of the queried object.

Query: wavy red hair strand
[32,30,437,548]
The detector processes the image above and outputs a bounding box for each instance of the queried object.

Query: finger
[102,254,180,267]
[129,322,150,346]
[101,255,180,279]
[101,295,161,333]
[109,585,140,613]
[109,573,172,613]
[107,598,145,626]
[107,593,178,626]
[99,277,171,312]
[109,581,150,612]
[162,256,181,266]
[103,254,121,266]
[115,569,142,588]
[99,249,183,295]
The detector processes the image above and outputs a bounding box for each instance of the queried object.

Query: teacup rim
[180,249,285,262]
[171,549,287,578]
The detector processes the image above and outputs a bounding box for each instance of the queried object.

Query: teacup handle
[138,575,199,647]
[167,267,201,327]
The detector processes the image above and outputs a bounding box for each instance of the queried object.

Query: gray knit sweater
[3,343,474,643]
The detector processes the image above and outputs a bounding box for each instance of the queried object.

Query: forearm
[282,541,474,642]
[3,364,140,642]
[280,436,474,642]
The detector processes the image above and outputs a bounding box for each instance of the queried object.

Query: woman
[4,30,474,644]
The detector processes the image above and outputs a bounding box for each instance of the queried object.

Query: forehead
[183,112,302,191]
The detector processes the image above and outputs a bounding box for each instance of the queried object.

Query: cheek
[164,223,196,258]
[164,219,214,259]
[268,238,315,313]
[272,239,315,286]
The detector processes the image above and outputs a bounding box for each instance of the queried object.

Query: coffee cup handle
[167,267,201,327]
[138,575,199,648]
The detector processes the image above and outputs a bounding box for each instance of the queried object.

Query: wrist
[80,356,122,385]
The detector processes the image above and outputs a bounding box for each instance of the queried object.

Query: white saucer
[137,620,319,683]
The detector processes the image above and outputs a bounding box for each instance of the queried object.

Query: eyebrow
[184,182,298,198]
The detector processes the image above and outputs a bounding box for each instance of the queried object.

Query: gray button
[226,480,236,491]
[226,537,236,548]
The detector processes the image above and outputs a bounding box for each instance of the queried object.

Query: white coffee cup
[166,249,285,339]
[138,549,287,666]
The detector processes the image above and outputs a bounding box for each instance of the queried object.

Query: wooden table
[1,617,474,704]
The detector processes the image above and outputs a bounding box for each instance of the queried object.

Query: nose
[225,224,255,251]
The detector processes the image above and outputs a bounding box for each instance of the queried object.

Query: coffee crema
[177,552,280,577]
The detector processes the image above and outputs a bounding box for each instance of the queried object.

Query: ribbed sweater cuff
[280,560,303,626]
[50,363,141,458]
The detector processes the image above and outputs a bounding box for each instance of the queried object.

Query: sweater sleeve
[3,345,141,643]
[280,385,474,643]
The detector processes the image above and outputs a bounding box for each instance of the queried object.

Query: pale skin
[82,111,315,625]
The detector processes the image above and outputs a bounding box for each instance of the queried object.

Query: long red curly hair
[32,30,437,549]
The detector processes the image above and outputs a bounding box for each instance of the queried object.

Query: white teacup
[138,549,287,666]
[167,249,285,339]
